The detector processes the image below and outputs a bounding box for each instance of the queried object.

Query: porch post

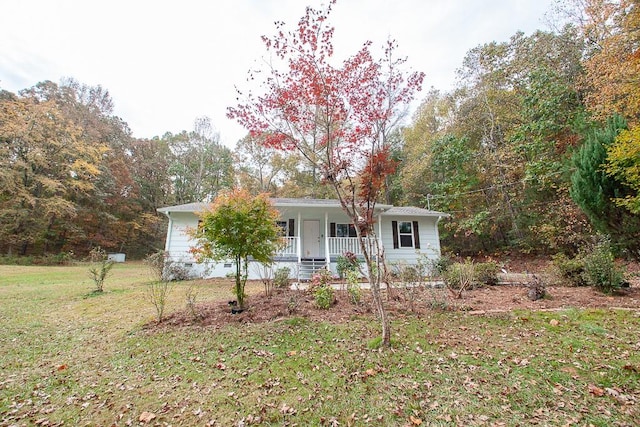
[377,214,383,259]
[297,212,302,263]
[324,211,330,270]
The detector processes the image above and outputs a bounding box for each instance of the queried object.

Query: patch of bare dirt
[461,283,640,313]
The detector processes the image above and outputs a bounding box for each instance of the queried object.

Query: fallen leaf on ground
[139,411,156,423]
[588,384,604,397]
[409,415,423,425]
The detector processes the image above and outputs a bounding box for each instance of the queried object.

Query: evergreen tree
[570,115,640,254]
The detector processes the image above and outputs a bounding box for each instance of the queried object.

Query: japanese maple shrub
[190,189,283,310]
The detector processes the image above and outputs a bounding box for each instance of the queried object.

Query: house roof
[270,198,394,210]
[382,206,449,217]
[157,198,447,217]
[157,202,208,213]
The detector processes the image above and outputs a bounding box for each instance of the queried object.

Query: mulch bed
[157,280,640,330]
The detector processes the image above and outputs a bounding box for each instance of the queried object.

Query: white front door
[303,220,320,258]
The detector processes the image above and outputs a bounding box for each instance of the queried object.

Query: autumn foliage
[228,0,424,345]
[190,189,282,309]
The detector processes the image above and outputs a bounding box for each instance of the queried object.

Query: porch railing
[276,236,378,259]
[328,237,361,256]
[279,236,298,257]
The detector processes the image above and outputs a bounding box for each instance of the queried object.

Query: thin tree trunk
[370,277,391,346]
[362,235,391,347]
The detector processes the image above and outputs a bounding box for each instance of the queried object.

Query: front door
[303,220,320,259]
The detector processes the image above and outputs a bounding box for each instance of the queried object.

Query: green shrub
[0,255,34,265]
[444,260,476,288]
[475,262,499,286]
[443,260,497,289]
[314,284,335,309]
[551,253,587,286]
[345,269,362,304]
[273,267,291,288]
[336,251,360,279]
[0,252,76,266]
[311,269,335,309]
[581,238,624,294]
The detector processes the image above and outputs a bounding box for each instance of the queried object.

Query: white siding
[163,212,235,279]
[162,207,443,280]
[379,216,442,266]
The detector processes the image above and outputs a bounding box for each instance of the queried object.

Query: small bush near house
[397,264,422,284]
[314,284,335,309]
[88,247,114,293]
[256,264,275,297]
[345,269,362,305]
[336,251,360,279]
[163,259,192,281]
[443,259,498,290]
[273,267,291,289]
[310,269,335,309]
[581,237,624,294]
[443,259,476,299]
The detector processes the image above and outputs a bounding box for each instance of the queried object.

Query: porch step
[297,259,328,281]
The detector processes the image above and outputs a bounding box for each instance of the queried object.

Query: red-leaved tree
[227,0,424,346]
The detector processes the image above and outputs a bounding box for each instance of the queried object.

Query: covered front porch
[270,199,388,277]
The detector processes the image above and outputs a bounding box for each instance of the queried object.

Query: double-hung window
[392,220,421,249]
[398,221,414,247]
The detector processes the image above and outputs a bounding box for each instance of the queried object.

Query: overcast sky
[1,0,556,147]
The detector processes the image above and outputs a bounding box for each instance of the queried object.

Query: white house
[157,198,447,280]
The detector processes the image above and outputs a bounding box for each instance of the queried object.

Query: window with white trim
[398,221,414,248]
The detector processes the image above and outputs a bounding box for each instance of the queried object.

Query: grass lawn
[1,264,638,426]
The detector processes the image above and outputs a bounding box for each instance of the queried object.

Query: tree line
[1,0,638,259]
[0,78,333,258]
[397,0,640,257]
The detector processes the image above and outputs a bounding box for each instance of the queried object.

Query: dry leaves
[139,411,156,423]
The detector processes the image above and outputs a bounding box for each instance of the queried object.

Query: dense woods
[0,0,638,260]
[399,0,640,257]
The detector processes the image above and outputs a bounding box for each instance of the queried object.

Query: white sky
[1,0,555,147]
